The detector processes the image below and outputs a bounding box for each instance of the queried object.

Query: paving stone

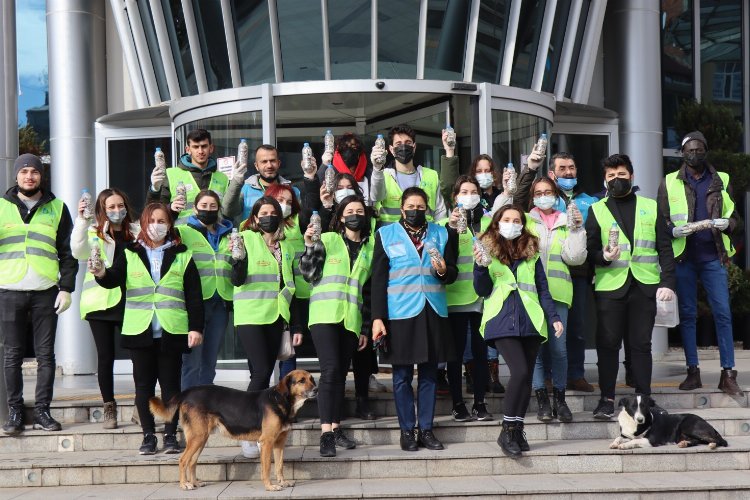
[708,392,747,409]
[428,476,505,496]
[640,492,709,499]
[360,477,434,498]
[621,452,687,472]
[426,457,493,477]
[149,480,229,499]
[294,460,360,480]
[126,465,160,484]
[287,478,363,499]
[82,432,114,451]
[556,453,622,473]
[219,480,293,498]
[685,451,749,471]
[59,466,93,486]
[93,465,125,485]
[493,455,559,475]
[40,467,59,487]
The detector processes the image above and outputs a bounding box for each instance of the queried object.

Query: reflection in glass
[491,110,549,174]
[472,0,510,84]
[277,0,324,81]
[161,0,199,95]
[541,0,572,93]
[424,0,470,80]
[174,112,264,169]
[192,0,233,90]
[231,0,275,85]
[510,0,547,88]
[378,0,420,78]
[661,0,693,149]
[564,0,590,98]
[328,0,371,79]
[137,0,170,101]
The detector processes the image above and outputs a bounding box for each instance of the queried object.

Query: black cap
[681,131,708,151]
[13,153,43,178]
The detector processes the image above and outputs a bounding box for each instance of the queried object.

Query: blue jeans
[392,363,437,431]
[279,356,296,379]
[532,301,569,391]
[463,335,499,361]
[181,293,228,389]
[676,259,734,368]
[566,276,589,380]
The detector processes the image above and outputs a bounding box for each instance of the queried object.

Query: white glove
[54,291,72,315]
[370,145,386,171]
[656,287,675,301]
[712,218,729,231]
[321,151,333,167]
[527,151,544,171]
[151,167,166,191]
[603,245,621,262]
[672,225,695,238]
[231,160,247,183]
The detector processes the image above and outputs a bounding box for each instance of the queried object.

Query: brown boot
[718,369,744,396]
[103,401,118,429]
[567,378,595,392]
[488,360,505,393]
[678,366,702,391]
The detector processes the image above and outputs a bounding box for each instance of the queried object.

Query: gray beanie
[681,131,708,151]
[13,154,43,178]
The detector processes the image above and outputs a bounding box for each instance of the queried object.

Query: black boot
[515,422,529,452]
[497,421,521,457]
[679,366,702,391]
[32,407,61,431]
[552,388,573,423]
[488,360,505,394]
[535,388,553,422]
[355,396,376,420]
[2,406,24,435]
[319,431,336,457]
[718,369,743,396]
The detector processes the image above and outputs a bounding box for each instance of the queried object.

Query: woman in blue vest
[71,188,139,429]
[473,204,562,458]
[91,202,204,455]
[371,186,458,452]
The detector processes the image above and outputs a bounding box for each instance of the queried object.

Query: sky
[16,0,48,126]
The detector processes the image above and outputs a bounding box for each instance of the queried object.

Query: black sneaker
[417,429,444,450]
[593,399,615,420]
[163,433,181,454]
[320,431,336,457]
[2,406,24,435]
[333,428,356,449]
[32,408,61,431]
[451,402,472,422]
[139,433,157,455]
[471,402,493,421]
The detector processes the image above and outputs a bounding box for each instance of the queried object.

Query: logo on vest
[256,260,272,267]
[328,258,342,265]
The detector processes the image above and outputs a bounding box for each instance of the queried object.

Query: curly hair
[479,204,538,265]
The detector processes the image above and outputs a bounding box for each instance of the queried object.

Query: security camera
[375,81,385,90]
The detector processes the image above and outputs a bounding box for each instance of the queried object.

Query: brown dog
[149,369,317,491]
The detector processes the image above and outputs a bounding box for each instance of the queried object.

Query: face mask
[393,144,415,164]
[279,203,292,218]
[107,208,127,224]
[196,209,219,226]
[403,209,426,227]
[533,195,556,210]
[475,173,494,189]
[607,177,632,198]
[340,149,361,168]
[498,222,523,240]
[556,177,577,191]
[147,223,169,242]
[334,188,356,204]
[456,194,481,210]
[684,152,706,168]
[258,215,280,233]
[343,214,366,231]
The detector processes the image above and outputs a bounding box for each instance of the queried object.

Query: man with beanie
[657,131,742,395]
[0,154,77,434]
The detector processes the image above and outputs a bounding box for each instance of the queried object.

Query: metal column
[0,0,18,194]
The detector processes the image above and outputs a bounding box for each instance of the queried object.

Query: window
[192,0,233,90]
[231,0,275,85]
[424,0,471,81]
[377,0,420,78]
[328,0,372,79]
[661,0,693,149]
[472,0,510,84]
[277,0,324,81]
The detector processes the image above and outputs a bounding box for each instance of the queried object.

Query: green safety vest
[591,196,660,292]
[285,215,310,299]
[665,170,736,259]
[437,216,491,307]
[479,255,547,340]
[526,217,573,307]
[79,229,122,319]
[0,198,63,285]
[176,226,233,301]
[167,168,229,225]
[375,167,440,224]
[308,232,374,336]
[121,249,191,335]
[233,230,295,326]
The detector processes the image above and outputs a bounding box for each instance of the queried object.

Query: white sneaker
[241,440,260,458]
[369,374,388,393]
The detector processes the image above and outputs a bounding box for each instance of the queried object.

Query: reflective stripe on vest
[379,222,448,319]
[285,214,310,299]
[375,167,439,225]
[526,217,573,307]
[308,232,374,335]
[0,198,63,285]
[233,230,295,325]
[167,168,229,225]
[121,249,191,335]
[80,229,122,318]
[479,255,547,339]
[665,170,735,259]
[438,216,491,307]
[176,226,233,300]
[591,196,660,292]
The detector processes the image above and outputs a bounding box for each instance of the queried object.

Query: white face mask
[498,222,523,240]
[456,194,481,210]
[147,223,169,242]
[279,202,292,218]
[334,188,356,204]
[476,173,494,189]
[533,195,556,210]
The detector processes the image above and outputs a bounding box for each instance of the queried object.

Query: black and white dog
[609,395,728,450]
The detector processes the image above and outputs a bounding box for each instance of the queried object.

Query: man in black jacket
[0,154,77,435]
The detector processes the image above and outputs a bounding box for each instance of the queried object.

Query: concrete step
[1,435,749,488]
[2,408,749,454]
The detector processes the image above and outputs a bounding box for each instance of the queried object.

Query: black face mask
[196,209,219,226]
[684,152,707,169]
[340,149,361,168]
[343,214,366,231]
[607,177,632,198]
[403,209,427,228]
[18,186,41,197]
[393,144,415,164]
[259,173,278,183]
[258,215,280,233]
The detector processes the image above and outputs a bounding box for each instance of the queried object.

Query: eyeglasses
[533,190,555,197]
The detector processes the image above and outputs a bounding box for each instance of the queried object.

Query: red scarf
[332,151,367,182]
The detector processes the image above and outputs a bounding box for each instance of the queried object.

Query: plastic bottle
[309,211,322,242]
[505,162,517,195]
[608,222,620,250]
[456,203,467,234]
[567,201,581,229]
[89,237,102,268]
[424,241,441,261]
[230,228,243,260]
[473,237,491,267]
[81,189,94,219]
[445,126,456,148]
[154,147,166,172]
[238,139,248,167]
[301,142,315,175]
[373,134,387,169]
[176,181,187,200]
[324,165,336,194]
[534,133,548,157]
[324,129,335,158]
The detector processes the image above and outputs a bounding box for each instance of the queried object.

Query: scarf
[399,220,427,255]
[333,150,367,182]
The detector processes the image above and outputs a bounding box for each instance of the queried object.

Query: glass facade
[377,0,420,78]
[277,1,324,82]
[541,0,572,93]
[661,0,693,149]
[491,110,550,171]
[472,0,510,84]
[162,0,199,96]
[192,0,233,91]
[231,0,275,85]
[328,0,371,79]
[564,0,590,98]
[424,0,471,81]
[174,111,264,166]
[137,0,170,101]
[509,0,546,88]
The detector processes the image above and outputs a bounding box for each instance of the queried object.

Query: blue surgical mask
[533,195,556,210]
[557,177,577,191]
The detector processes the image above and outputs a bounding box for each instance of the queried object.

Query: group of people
[0,125,742,460]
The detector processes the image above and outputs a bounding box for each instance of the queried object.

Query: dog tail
[149,396,179,421]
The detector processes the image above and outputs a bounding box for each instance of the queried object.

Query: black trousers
[88,319,118,403]
[129,339,182,435]
[596,285,656,399]
[494,336,541,419]
[237,318,284,391]
[448,312,488,405]
[352,342,376,398]
[0,287,58,409]
[310,323,357,424]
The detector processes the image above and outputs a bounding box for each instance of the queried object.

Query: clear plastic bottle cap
[326,130,332,134]
[303,142,310,147]
[312,210,319,215]
[82,188,88,193]
[457,203,463,208]
[541,133,547,139]
[507,163,514,168]
[155,147,162,152]
[377,134,383,139]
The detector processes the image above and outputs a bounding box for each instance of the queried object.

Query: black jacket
[2,187,77,292]
[96,241,204,351]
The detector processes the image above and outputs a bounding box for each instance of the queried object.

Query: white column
[0,0,18,194]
